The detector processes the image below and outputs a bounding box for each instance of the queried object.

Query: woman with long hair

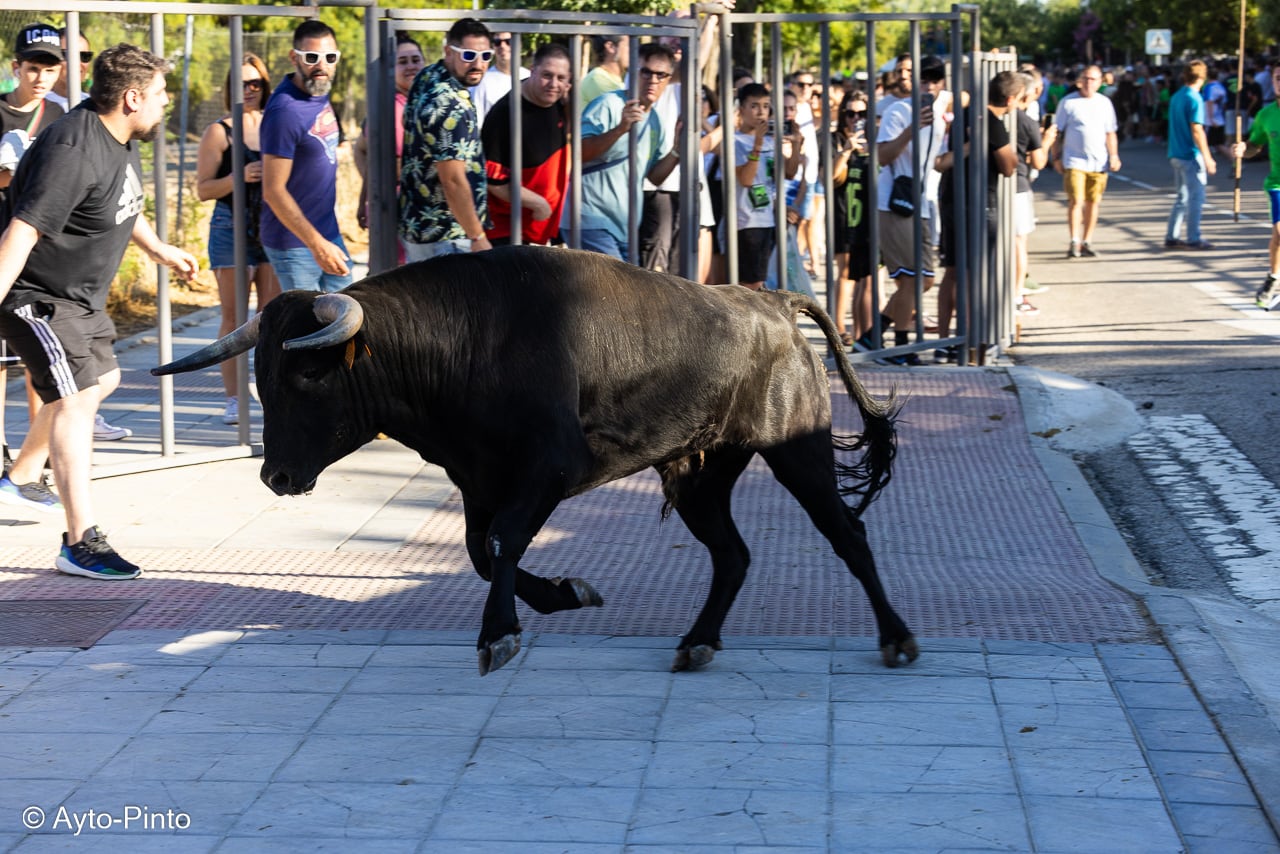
[831,90,875,347]
[194,54,279,426]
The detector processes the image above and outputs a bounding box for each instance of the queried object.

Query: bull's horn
[150,314,262,376]
[282,293,364,351]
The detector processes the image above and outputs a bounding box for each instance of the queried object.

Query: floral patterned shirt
[399,60,487,244]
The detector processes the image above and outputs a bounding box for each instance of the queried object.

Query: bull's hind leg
[463,499,604,615]
[760,434,919,667]
[664,449,754,671]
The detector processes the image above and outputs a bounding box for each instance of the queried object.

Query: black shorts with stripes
[0,296,118,403]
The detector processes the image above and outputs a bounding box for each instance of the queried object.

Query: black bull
[154,246,918,674]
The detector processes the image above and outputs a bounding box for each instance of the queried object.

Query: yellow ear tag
[343,339,356,370]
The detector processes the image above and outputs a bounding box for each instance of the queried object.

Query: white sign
[1145,29,1172,56]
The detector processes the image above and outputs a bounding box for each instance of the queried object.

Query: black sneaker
[1079,243,1097,258]
[1258,276,1280,311]
[56,526,142,580]
[1164,238,1185,248]
[0,474,64,514]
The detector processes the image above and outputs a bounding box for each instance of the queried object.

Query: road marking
[1127,414,1280,605]
[1109,172,1260,222]
[1192,281,1280,335]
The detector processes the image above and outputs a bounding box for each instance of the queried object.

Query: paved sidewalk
[1,273,1278,850]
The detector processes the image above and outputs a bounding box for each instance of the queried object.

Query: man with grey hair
[1052,64,1121,258]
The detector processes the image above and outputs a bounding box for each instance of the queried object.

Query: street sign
[1145,28,1172,56]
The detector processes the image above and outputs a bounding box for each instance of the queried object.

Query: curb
[1009,365,1280,839]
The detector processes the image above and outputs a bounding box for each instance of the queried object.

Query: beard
[302,74,332,97]
[136,121,162,143]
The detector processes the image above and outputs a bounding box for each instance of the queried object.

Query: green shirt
[1248,102,1280,191]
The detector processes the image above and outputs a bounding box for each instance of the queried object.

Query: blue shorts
[263,239,353,294]
[207,203,269,270]
[1268,189,1280,225]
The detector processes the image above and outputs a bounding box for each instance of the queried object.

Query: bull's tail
[795,295,899,518]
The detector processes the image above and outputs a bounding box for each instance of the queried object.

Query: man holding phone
[873,55,949,365]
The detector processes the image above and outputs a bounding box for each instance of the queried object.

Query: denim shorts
[263,239,353,294]
[402,238,470,263]
[207,203,269,270]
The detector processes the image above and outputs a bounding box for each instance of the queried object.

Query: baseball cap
[14,24,65,63]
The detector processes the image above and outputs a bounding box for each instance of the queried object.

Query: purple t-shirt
[259,74,341,251]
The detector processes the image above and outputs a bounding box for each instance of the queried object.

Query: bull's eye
[298,366,325,383]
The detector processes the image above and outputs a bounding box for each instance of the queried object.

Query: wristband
[747,152,760,162]
[467,232,487,241]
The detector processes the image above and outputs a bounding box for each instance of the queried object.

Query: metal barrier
[2,1,1023,475]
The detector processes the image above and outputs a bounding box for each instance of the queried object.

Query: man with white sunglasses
[260,19,352,293]
[400,18,492,260]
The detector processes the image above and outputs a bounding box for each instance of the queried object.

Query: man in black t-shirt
[0,44,198,580]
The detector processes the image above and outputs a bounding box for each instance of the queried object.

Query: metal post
[679,22,699,279]
[949,9,970,365]
[65,13,80,104]
[176,16,193,247]
[364,5,392,274]
[229,18,250,446]
[771,24,786,293]
[909,20,923,345]
[627,36,641,266]
[720,8,738,286]
[149,14,176,455]
[819,25,834,324]
[509,31,523,246]
[865,21,880,348]
[569,33,582,250]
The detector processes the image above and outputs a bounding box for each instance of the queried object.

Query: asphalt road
[1010,134,1280,621]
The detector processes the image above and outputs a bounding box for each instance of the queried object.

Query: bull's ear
[342,336,372,370]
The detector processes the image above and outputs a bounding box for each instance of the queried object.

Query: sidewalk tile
[1024,795,1183,852]
[65,778,265,835]
[987,653,1107,680]
[315,693,498,737]
[999,701,1136,748]
[1011,746,1162,799]
[1113,678,1204,710]
[462,737,651,788]
[647,741,827,790]
[0,690,172,735]
[0,732,133,780]
[833,650,988,677]
[1148,750,1259,805]
[655,698,828,744]
[96,732,300,782]
[831,674,991,704]
[668,670,829,701]
[143,691,333,735]
[430,785,633,843]
[832,745,1016,794]
[991,676,1119,706]
[1176,804,1280,852]
[830,792,1029,850]
[275,734,475,785]
[184,665,357,694]
[233,781,448,839]
[343,664,512,696]
[832,700,1004,746]
[218,643,378,668]
[505,667,673,699]
[26,663,204,694]
[1127,707,1231,752]
[629,788,826,846]
[221,840,419,853]
[485,694,663,741]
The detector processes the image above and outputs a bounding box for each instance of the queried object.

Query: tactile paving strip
[0,598,146,647]
[0,370,1154,644]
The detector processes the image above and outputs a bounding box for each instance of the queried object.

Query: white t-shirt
[875,96,947,212]
[1054,92,1118,172]
[44,90,88,111]
[1203,80,1227,128]
[729,130,776,228]
[471,65,530,128]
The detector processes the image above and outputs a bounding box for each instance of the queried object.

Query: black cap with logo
[14,24,65,64]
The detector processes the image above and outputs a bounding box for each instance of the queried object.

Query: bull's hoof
[671,643,717,672]
[478,632,522,676]
[880,635,921,668]
[553,576,604,608]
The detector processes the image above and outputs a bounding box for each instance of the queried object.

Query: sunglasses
[493,37,512,46]
[296,50,340,66]
[639,68,672,81]
[447,44,493,63]
[243,79,265,91]
[845,110,866,118]
[79,51,94,64]
[796,80,815,88]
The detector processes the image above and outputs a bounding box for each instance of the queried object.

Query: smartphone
[920,92,936,110]
[784,119,797,136]
[766,119,776,136]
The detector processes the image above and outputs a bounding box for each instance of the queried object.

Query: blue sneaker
[0,474,64,514]
[56,526,142,580]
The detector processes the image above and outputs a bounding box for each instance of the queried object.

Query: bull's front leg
[478,532,522,676]
[474,494,565,676]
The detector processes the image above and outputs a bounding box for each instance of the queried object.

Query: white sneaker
[222,397,239,426]
[93,414,132,441]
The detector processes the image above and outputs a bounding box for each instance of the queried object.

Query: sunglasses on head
[296,50,340,66]
[448,44,494,63]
